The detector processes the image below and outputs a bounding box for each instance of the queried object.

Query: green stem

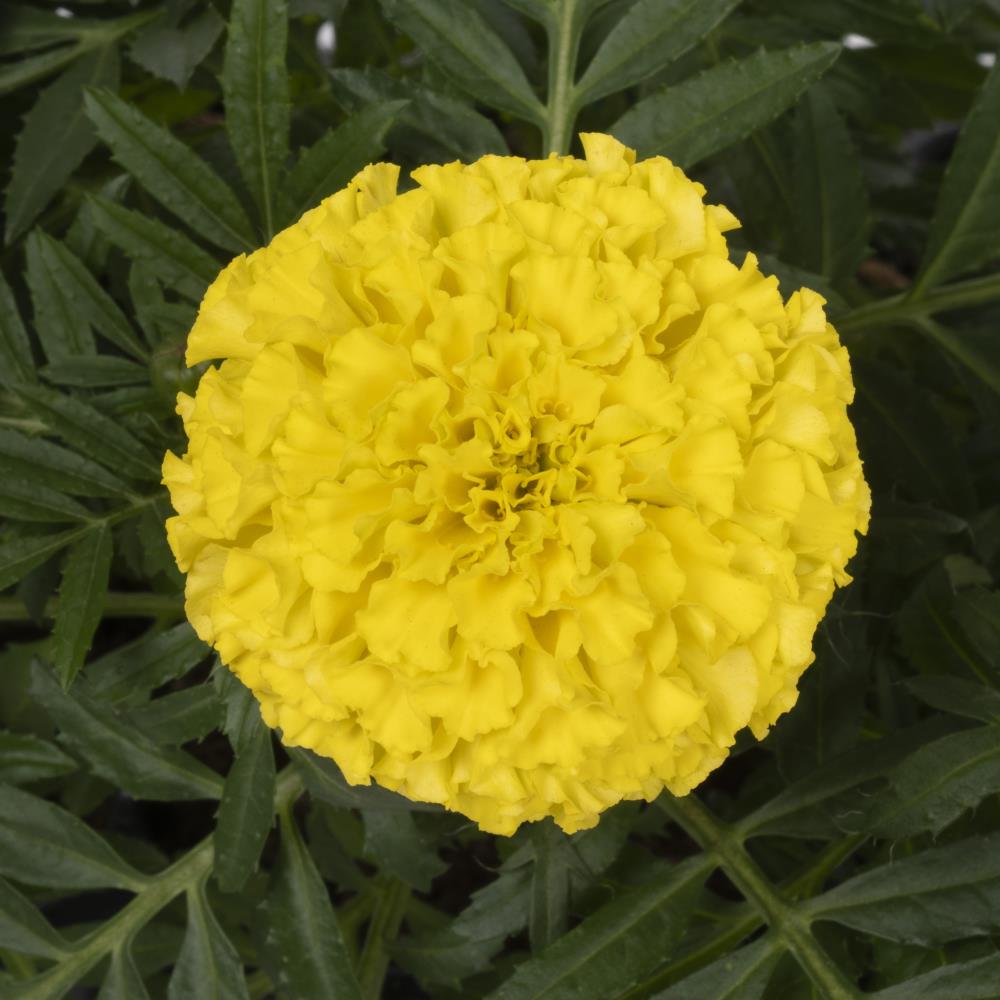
[837,271,1000,334]
[0,591,183,623]
[543,0,584,155]
[357,877,412,1000]
[659,796,864,1000]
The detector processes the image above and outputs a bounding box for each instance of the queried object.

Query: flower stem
[543,0,584,155]
[357,877,412,999]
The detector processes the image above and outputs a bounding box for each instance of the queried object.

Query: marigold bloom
[164,133,869,835]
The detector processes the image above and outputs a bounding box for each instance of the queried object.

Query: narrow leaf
[0,732,76,785]
[920,319,1000,396]
[30,660,224,800]
[42,356,149,388]
[98,944,150,1000]
[0,877,68,959]
[0,268,34,384]
[379,0,543,121]
[51,522,112,687]
[127,685,221,745]
[0,782,145,890]
[613,43,841,169]
[872,953,1000,1000]
[128,5,223,90]
[915,61,1000,291]
[529,822,570,952]
[362,810,446,892]
[214,720,276,893]
[0,43,81,99]
[222,0,290,238]
[906,675,1000,724]
[652,936,780,1000]
[0,479,91,523]
[84,88,256,252]
[576,0,740,103]
[0,528,85,592]
[168,884,249,1000]
[4,46,119,244]
[258,812,364,1000]
[25,229,95,360]
[0,428,130,498]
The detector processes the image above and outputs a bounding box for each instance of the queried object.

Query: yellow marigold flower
[164,133,870,835]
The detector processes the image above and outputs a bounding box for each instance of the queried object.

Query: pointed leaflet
[920,319,1000,397]
[487,856,708,1000]
[258,812,364,1000]
[0,479,90,523]
[872,953,1000,1000]
[0,732,75,785]
[362,810,446,892]
[128,5,223,90]
[809,832,1000,944]
[379,0,543,122]
[222,0,289,239]
[613,43,841,169]
[0,783,145,890]
[128,686,221,745]
[652,936,780,1000]
[50,522,112,687]
[0,267,34,384]
[168,883,249,1000]
[84,88,256,253]
[576,0,740,104]
[791,86,868,283]
[214,718,276,893]
[98,944,150,1000]
[906,675,1000,724]
[42,356,149,389]
[915,61,1000,292]
[0,428,129,497]
[281,102,406,225]
[528,822,570,952]
[0,877,69,959]
[30,660,224,800]
[4,46,119,244]
[0,527,87,592]
[25,229,95,360]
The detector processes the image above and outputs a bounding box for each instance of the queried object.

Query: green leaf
[42,356,149,389]
[14,385,159,481]
[4,47,119,244]
[0,528,86,592]
[652,936,780,1000]
[213,666,264,756]
[98,944,150,1000]
[576,0,740,103]
[168,883,249,1000]
[51,523,112,687]
[0,479,91,523]
[791,86,869,283]
[214,720,275,893]
[872,953,1000,999]
[282,102,406,225]
[0,43,81,99]
[865,725,1000,837]
[487,856,707,999]
[810,833,1000,944]
[127,685,221,745]
[30,660,224,801]
[528,822,570,952]
[0,428,130,498]
[362,810,446,892]
[84,88,256,253]
[222,0,290,239]
[907,675,1000,724]
[378,0,543,121]
[0,5,91,55]
[0,267,35,385]
[916,62,1000,291]
[0,877,68,959]
[128,5,223,90]
[0,782,145,890]
[85,196,218,300]
[920,319,1000,397]
[258,811,364,1000]
[0,732,76,785]
[25,229,95,360]
[613,43,841,169]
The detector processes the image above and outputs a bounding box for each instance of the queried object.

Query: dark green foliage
[1,1,999,998]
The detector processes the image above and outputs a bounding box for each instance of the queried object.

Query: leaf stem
[357,876,412,999]
[543,0,584,155]
[659,795,864,1000]
[0,591,184,623]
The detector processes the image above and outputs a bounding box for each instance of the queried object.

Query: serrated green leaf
[42,356,149,389]
[0,43,80,98]
[652,935,779,1000]
[528,821,570,952]
[0,267,34,385]
[379,0,543,122]
[613,43,841,169]
[258,811,363,1000]
[0,479,90,524]
[4,47,119,244]
[282,102,405,225]
[214,721,275,893]
[25,229,95,360]
[85,196,218,300]
[764,0,939,43]
[0,528,85,592]
[487,856,708,1000]
[866,725,1000,837]
[363,810,446,892]
[0,5,91,55]
[84,88,256,253]
[51,523,112,687]
[810,832,1000,944]
[14,385,159,481]
[98,944,150,1000]
[222,0,289,239]
[872,952,1000,999]
[168,883,249,1000]
[791,86,868,282]
[916,62,1000,291]
[128,685,221,745]
[0,428,129,498]
[128,5,223,90]
[213,666,264,756]
[0,877,68,959]
[0,732,76,785]
[0,782,145,890]
[576,0,740,104]
[30,660,224,800]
